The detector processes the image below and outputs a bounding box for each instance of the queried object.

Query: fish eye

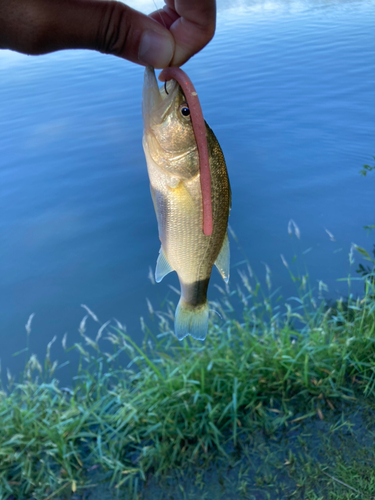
[179,104,190,119]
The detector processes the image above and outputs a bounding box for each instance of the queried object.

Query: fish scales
[142,67,231,341]
[154,126,229,300]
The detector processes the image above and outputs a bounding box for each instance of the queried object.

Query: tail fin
[174,299,209,341]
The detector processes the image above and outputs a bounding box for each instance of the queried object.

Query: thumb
[0,0,175,68]
[91,1,176,67]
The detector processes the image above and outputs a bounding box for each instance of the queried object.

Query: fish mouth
[142,66,179,129]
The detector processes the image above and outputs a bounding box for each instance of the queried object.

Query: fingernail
[138,31,174,68]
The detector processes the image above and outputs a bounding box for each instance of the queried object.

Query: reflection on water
[0,0,374,382]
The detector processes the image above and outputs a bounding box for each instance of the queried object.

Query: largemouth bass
[142,66,231,341]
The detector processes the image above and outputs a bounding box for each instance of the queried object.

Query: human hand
[0,0,216,68]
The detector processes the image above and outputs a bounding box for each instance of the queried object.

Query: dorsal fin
[214,233,230,283]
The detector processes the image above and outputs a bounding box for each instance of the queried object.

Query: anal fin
[155,246,173,283]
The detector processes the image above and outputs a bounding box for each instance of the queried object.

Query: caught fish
[142,66,231,341]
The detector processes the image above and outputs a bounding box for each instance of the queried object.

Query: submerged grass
[1,244,375,499]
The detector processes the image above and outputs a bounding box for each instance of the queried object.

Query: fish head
[142,66,199,179]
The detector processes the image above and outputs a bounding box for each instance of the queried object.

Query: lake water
[1,0,374,382]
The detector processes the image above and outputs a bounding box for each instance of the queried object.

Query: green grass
[1,245,375,500]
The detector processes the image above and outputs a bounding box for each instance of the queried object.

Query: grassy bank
[1,246,375,500]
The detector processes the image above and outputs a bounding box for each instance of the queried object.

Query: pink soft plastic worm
[159,67,213,237]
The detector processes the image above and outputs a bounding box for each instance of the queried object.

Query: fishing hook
[164,80,169,95]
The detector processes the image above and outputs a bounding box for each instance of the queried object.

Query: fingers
[150,0,216,66]
[0,0,175,68]
[0,0,216,68]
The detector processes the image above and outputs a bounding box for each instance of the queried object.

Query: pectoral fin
[214,233,230,283]
[155,247,173,283]
[167,176,180,189]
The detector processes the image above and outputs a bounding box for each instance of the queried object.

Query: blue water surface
[0,0,374,382]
